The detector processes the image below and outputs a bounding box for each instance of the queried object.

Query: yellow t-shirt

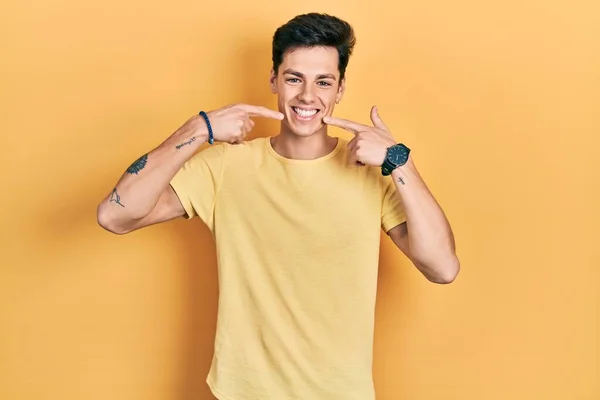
[170,136,406,400]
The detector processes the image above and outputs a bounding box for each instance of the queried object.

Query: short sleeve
[381,176,406,233]
[169,144,226,229]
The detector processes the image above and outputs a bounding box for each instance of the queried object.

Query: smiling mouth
[292,106,320,118]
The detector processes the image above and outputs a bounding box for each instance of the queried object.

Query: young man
[97,12,459,400]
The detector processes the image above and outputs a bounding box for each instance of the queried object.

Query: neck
[270,124,338,160]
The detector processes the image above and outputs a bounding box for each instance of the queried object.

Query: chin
[285,105,327,137]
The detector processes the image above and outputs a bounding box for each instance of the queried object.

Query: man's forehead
[281,47,339,77]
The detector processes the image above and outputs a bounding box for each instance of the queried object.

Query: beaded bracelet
[198,111,214,144]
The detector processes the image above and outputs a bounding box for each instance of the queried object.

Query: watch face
[387,144,409,165]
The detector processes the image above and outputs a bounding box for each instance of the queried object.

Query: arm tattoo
[109,188,125,207]
[397,177,405,185]
[175,136,197,149]
[126,154,148,175]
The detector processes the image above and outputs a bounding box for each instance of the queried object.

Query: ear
[335,77,346,104]
[270,69,278,94]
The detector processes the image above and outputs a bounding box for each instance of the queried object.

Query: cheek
[321,90,338,108]
[276,89,293,113]
[277,87,297,104]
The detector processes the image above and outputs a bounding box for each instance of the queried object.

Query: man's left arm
[386,157,459,284]
[323,106,460,284]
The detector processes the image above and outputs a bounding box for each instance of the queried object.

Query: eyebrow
[282,69,337,81]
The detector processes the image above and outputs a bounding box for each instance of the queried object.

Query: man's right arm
[96,118,209,234]
[96,104,284,234]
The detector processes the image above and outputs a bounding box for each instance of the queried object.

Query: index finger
[323,116,369,134]
[237,104,284,120]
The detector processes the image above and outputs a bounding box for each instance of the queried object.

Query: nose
[297,83,316,103]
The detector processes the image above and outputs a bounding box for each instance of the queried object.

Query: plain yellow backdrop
[1,0,598,399]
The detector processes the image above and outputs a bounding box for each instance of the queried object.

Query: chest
[215,161,383,243]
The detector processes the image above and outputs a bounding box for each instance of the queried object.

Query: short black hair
[271,13,356,80]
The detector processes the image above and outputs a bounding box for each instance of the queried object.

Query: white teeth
[293,107,318,117]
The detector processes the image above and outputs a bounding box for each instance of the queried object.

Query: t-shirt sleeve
[381,176,407,233]
[169,144,226,229]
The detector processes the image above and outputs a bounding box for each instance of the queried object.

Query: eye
[317,81,332,86]
[286,78,301,83]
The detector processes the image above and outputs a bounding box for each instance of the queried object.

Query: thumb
[370,106,389,131]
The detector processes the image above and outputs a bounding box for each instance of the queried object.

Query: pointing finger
[237,104,284,120]
[322,116,369,134]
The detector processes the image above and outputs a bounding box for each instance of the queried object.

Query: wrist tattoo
[175,136,197,149]
[109,188,125,207]
[397,177,405,185]
[126,154,148,175]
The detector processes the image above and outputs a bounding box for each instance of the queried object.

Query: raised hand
[323,106,396,166]
[173,103,284,148]
[207,104,284,144]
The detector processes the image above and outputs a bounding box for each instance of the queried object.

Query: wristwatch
[381,143,411,176]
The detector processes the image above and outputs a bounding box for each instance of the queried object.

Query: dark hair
[272,13,356,80]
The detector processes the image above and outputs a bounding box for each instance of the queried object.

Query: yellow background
[1,0,598,399]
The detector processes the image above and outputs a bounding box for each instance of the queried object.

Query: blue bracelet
[198,111,214,144]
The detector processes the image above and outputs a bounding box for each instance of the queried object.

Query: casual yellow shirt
[170,136,406,400]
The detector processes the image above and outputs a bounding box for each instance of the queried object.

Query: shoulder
[224,136,267,154]
[220,136,267,163]
[189,137,266,163]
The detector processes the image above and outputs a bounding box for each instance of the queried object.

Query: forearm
[391,159,459,279]
[97,127,207,225]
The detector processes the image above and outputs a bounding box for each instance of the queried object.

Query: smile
[292,107,319,119]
